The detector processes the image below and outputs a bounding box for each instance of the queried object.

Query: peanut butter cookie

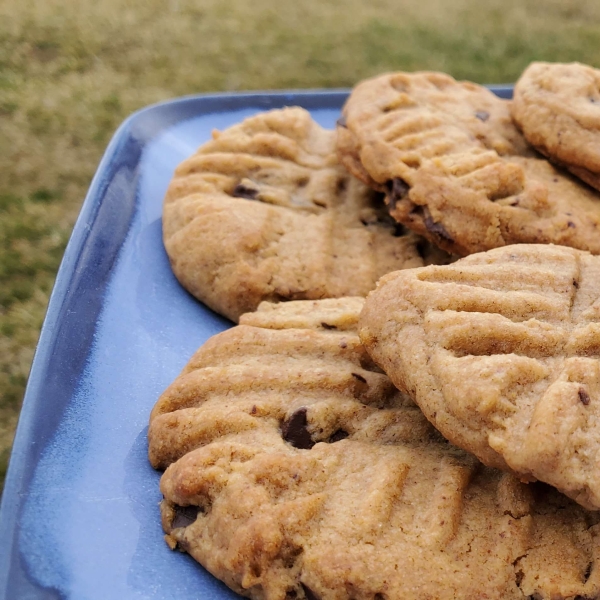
[360,244,600,510]
[163,107,439,322]
[149,297,600,600]
[338,71,600,256]
[512,61,600,191]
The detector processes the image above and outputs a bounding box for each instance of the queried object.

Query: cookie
[338,71,600,256]
[512,62,600,191]
[163,107,439,322]
[360,243,600,510]
[149,298,600,600]
[337,71,531,189]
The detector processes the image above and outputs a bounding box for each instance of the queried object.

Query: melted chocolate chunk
[329,429,349,443]
[373,190,386,205]
[282,408,314,449]
[386,178,409,210]
[579,388,591,406]
[424,216,454,243]
[336,115,348,128]
[320,322,337,330]
[232,183,259,200]
[301,583,321,600]
[415,240,427,260]
[568,221,576,228]
[172,504,200,529]
[584,561,593,583]
[475,110,490,122]
[393,223,405,237]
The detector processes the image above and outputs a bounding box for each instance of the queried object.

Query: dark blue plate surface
[0,87,512,599]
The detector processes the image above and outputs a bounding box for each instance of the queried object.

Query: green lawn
[1,0,600,491]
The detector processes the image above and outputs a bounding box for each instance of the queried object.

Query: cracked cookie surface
[338,71,600,256]
[512,62,600,191]
[150,297,600,600]
[360,244,600,510]
[163,107,439,322]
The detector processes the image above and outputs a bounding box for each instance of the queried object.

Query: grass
[1,0,600,492]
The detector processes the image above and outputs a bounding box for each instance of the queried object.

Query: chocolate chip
[393,223,405,237]
[515,568,524,588]
[573,279,580,289]
[373,190,386,205]
[424,216,454,243]
[250,405,257,415]
[232,183,259,200]
[416,239,428,259]
[336,115,348,128]
[301,583,320,600]
[172,504,200,529]
[579,388,591,406]
[568,221,576,228]
[386,178,409,210]
[584,561,593,583]
[321,322,337,330]
[351,372,367,383]
[282,408,314,449]
[475,110,490,121]
[329,429,349,443]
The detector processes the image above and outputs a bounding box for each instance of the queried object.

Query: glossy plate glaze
[0,87,513,599]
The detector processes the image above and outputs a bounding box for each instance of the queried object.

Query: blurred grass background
[1,0,600,492]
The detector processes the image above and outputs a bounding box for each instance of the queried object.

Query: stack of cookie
[150,62,600,600]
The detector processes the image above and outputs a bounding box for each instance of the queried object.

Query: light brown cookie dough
[163,107,440,322]
[149,298,600,600]
[338,71,600,256]
[360,244,600,510]
[512,61,600,191]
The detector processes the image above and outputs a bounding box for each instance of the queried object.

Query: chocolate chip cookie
[512,61,600,191]
[360,243,600,510]
[149,297,600,599]
[163,107,440,322]
[338,71,600,256]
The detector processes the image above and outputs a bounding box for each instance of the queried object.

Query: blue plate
[0,87,513,599]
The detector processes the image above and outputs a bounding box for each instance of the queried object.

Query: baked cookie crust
[338,71,600,256]
[163,107,438,322]
[360,244,600,510]
[512,61,600,191]
[150,298,600,600]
